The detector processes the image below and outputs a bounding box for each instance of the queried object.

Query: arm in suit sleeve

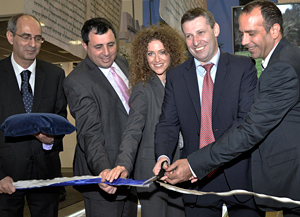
[114,83,148,174]
[64,77,111,175]
[155,72,180,161]
[188,61,299,179]
[52,68,67,149]
[229,58,257,129]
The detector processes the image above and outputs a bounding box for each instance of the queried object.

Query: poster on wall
[159,0,206,33]
[24,0,122,59]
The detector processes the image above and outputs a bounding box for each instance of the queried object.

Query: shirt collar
[99,62,117,76]
[261,42,279,69]
[194,48,220,68]
[11,53,36,77]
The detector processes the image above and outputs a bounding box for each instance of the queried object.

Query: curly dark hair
[129,25,187,87]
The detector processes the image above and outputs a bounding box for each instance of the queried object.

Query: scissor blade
[143,175,158,185]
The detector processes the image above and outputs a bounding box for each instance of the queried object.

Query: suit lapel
[115,55,129,79]
[212,51,229,118]
[85,56,128,115]
[32,60,46,112]
[2,57,26,113]
[183,58,201,121]
[149,74,165,104]
[114,56,130,114]
[268,37,288,66]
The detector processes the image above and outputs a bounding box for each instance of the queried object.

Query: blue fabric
[15,177,149,190]
[51,177,147,187]
[0,113,76,137]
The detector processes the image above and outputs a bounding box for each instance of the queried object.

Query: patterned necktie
[199,63,215,149]
[110,67,129,108]
[21,70,33,113]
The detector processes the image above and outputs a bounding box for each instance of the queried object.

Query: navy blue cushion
[0,113,76,137]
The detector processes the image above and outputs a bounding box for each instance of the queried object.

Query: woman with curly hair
[104,25,187,217]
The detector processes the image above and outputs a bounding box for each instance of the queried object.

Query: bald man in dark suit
[0,14,67,217]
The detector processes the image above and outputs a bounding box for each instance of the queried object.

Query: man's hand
[0,176,16,194]
[33,132,54,144]
[153,156,170,181]
[164,159,193,185]
[103,166,128,183]
[153,156,169,175]
[98,169,117,194]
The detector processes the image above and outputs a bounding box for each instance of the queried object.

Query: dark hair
[129,24,187,87]
[181,7,215,30]
[7,14,40,35]
[81,17,116,45]
[242,0,283,35]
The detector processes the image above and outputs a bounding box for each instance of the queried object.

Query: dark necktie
[199,63,215,149]
[21,70,33,113]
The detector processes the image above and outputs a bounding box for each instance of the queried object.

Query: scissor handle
[158,160,169,179]
[161,160,169,169]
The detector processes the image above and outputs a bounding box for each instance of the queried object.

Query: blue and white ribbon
[13,176,300,206]
[13,176,149,190]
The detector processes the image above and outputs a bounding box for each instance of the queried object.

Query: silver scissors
[143,160,169,185]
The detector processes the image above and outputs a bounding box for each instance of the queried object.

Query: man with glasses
[0,14,67,217]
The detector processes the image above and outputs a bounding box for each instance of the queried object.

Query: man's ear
[6,31,14,45]
[270,23,280,39]
[213,23,220,38]
[81,41,88,51]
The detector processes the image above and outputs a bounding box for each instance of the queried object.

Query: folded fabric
[0,113,76,137]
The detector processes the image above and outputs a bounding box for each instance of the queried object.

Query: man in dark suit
[0,14,67,217]
[153,7,264,217]
[63,18,137,217]
[164,1,300,216]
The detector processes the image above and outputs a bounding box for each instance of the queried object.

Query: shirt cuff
[188,161,197,177]
[157,155,170,164]
[43,143,53,150]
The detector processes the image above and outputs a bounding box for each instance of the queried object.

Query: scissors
[143,160,169,185]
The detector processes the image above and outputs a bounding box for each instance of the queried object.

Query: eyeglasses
[15,33,45,44]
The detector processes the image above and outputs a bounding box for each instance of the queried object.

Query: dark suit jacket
[115,74,166,181]
[0,56,67,181]
[155,51,257,205]
[188,38,300,210]
[64,55,130,200]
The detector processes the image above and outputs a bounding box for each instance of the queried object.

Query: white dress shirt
[99,62,130,114]
[11,53,36,94]
[195,48,220,103]
[261,42,279,69]
[11,53,53,150]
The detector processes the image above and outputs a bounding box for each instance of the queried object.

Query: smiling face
[6,15,42,68]
[182,16,219,64]
[82,29,117,68]
[146,40,171,76]
[238,7,279,60]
